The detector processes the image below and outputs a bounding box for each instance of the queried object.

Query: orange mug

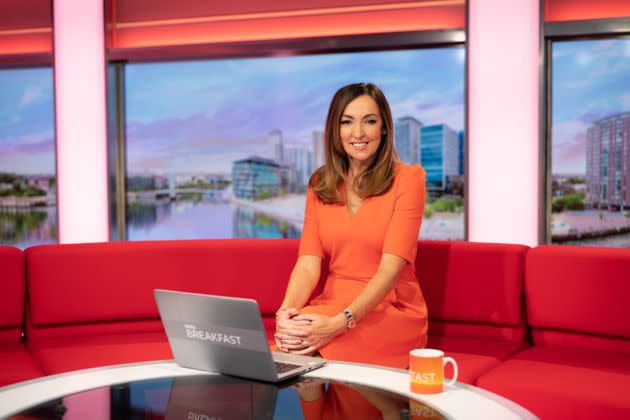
[409,349,458,394]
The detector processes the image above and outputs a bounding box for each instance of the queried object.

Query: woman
[274,83,427,369]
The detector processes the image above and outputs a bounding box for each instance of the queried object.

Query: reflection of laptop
[154,289,326,382]
[165,375,278,420]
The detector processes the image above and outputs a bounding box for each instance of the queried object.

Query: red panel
[112,0,436,22]
[428,320,528,343]
[0,343,44,387]
[108,2,464,49]
[0,0,52,55]
[416,241,529,326]
[526,245,630,339]
[478,346,630,419]
[0,247,24,338]
[25,240,298,327]
[545,0,630,22]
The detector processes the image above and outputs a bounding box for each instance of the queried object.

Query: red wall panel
[545,0,630,22]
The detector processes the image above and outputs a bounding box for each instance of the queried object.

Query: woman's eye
[365,119,377,125]
[340,120,352,125]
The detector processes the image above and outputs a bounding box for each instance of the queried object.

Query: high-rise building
[232,156,281,200]
[458,131,465,176]
[268,129,284,164]
[285,144,313,189]
[586,112,630,208]
[420,124,459,191]
[395,116,423,165]
[312,130,325,170]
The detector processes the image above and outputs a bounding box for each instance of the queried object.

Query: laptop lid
[154,289,324,382]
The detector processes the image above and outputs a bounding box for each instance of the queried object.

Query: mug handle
[443,356,458,386]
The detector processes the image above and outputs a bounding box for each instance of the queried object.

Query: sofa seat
[26,332,173,375]
[427,335,530,384]
[0,343,44,387]
[477,345,630,419]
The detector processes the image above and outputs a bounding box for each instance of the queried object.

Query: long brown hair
[310,83,399,204]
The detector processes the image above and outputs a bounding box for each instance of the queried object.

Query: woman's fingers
[291,345,318,356]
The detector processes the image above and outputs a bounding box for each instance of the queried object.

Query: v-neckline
[341,183,365,218]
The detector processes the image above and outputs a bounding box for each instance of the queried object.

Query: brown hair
[310,82,399,204]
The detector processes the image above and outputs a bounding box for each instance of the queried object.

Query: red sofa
[0,239,629,419]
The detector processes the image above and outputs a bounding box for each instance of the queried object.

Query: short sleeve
[298,187,325,258]
[382,165,426,264]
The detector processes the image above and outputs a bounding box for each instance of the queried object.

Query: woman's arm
[279,255,322,310]
[275,255,322,350]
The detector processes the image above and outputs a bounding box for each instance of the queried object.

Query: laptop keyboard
[274,361,302,374]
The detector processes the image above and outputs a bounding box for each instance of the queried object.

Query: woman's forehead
[342,95,380,116]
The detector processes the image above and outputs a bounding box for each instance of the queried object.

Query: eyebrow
[341,113,379,119]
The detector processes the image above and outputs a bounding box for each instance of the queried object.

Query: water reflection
[0,207,57,249]
[126,196,302,241]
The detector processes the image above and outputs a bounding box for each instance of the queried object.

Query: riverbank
[551,210,630,242]
[229,194,306,227]
[0,196,55,208]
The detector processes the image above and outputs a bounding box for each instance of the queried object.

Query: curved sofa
[0,239,628,419]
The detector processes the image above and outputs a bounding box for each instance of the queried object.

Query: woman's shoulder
[395,163,426,183]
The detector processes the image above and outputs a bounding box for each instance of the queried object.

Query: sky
[0,67,55,175]
[552,38,630,175]
[125,47,465,175]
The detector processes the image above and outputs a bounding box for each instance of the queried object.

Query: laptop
[154,289,327,382]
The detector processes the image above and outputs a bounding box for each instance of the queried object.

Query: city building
[586,112,630,209]
[232,156,281,200]
[458,131,465,176]
[420,124,460,191]
[268,129,284,164]
[394,116,423,165]
[312,130,325,170]
[285,144,313,189]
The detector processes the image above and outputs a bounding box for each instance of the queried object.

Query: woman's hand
[287,313,347,356]
[274,308,311,352]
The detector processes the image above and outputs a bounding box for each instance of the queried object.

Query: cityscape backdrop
[551,38,630,247]
[124,47,466,242]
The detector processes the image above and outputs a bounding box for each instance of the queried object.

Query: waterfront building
[268,129,284,164]
[312,130,325,170]
[420,124,460,191]
[394,116,422,165]
[586,112,630,209]
[458,131,465,176]
[285,144,313,189]
[232,156,281,200]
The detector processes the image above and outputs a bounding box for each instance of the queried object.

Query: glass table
[0,361,537,419]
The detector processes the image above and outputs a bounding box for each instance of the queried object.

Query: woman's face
[339,94,383,170]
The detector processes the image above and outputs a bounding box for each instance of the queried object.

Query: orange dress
[299,163,428,369]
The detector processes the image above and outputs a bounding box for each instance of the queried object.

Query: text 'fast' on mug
[409,349,458,394]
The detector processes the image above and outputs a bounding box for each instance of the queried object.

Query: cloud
[551,119,589,173]
[18,86,45,109]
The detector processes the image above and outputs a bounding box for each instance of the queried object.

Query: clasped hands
[274,308,346,356]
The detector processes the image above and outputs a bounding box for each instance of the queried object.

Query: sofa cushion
[0,246,24,343]
[26,332,173,375]
[0,343,44,387]
[526,245,630,341]
[477,346,630,419]
[417,241,528,328]
[427,335,530,384]
[25,239,299,341]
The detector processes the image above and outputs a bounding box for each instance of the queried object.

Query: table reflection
[11,374,445,420]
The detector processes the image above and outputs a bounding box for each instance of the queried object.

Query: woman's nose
[352,122,364,138]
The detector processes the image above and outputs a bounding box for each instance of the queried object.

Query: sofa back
[416,241,530,342]
[0,246,24,343]
[24,239,301,342]
[526,245,630,353]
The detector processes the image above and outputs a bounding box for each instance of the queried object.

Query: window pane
[124,47,465,241]
[551,38,630,247]
[0,67,57,248]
